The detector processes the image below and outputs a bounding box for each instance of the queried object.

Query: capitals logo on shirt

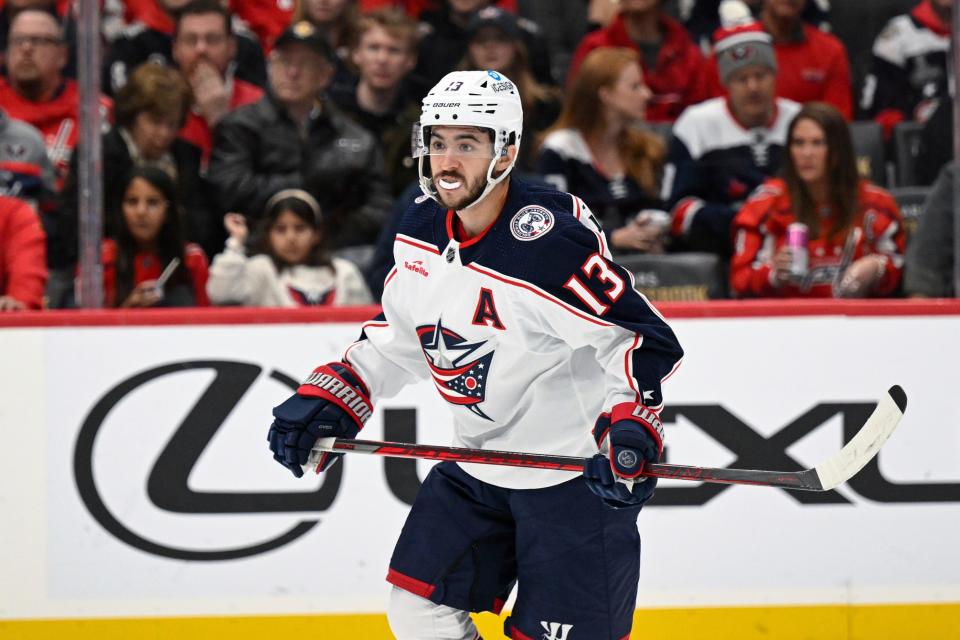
[418,319,495,420]
[287,285,335,306]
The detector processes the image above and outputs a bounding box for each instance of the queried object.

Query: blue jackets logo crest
[510,205,554,241]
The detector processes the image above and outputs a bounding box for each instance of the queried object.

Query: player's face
[122,178,169,247]
[130,111,180,160]
[468,27,516,74]
[790,117,829,187]
[726,66,776,127]
[600,62,651,124]
[173,13,236,76]
[304,0,350,24]
[352,25,415,91]
[269,43,333,106]
[269,210,321,265]
[6,11,66,87]
[428,126,495,210]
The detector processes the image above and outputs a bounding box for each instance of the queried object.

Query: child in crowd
[103,167,210,308]
[207,189,373,307]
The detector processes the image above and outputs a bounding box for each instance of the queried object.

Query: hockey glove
[583,402,663,509]
[268,362,373,478]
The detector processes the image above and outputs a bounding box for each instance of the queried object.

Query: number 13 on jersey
[563,253,626,315]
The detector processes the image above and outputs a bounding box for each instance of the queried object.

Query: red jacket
[0,79,113,189]
[102,239,210,308]
[706,24,852,119]
[228,0,293,50]
[568,13,709,122]
[731,179,904,297]
[122,0,174,34]
[179,79,264,165]
[0,196,47,309]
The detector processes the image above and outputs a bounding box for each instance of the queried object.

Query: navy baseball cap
[274,20,336,62]
[467,7,522,40]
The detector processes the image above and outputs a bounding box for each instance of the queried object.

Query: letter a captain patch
[472,287,505,329]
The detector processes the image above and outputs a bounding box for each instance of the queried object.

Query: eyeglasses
[8,34,63,49]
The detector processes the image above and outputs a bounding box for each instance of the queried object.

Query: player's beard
[434,169,487,211]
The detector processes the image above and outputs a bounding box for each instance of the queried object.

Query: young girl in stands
[730,102,906,298]
[104,167,210,308]
[206,189,372,307]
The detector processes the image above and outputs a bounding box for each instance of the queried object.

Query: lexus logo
[74,360,343,561]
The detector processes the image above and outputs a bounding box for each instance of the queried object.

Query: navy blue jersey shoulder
[395,194,448,249]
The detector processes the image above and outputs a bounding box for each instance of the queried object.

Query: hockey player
[267,70,684,639]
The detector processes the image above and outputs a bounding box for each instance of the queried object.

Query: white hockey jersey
[343,178,684,489]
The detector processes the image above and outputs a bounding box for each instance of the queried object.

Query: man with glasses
[172,0,262,165]
[0,9,111,189]
[209,21,392,249]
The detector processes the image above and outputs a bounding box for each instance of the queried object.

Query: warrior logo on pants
[541,620,573,640]
[417,318,495,420]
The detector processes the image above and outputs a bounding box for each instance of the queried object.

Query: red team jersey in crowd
[228,0,294,50]
[178,79,264,165]
[0,196,46,309]
[706,24,853,119]
[568,13,709,122]
[730,178,905,297]
[0,79,113,189]
[101,239,210,308]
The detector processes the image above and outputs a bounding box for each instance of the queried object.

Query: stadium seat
[849,120,887,186]
[615,252,727,301]
[893,121,924,187]
[889,186,932,238]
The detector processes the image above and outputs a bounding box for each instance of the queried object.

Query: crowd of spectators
[0,0,955,311]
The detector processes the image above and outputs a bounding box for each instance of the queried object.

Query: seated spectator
[568,0,709,123]
[207,189,372,306]
[663,24,800,255]
[859,0,951,137]
[0,105,54,208]
[0,0,78,77]
[916,96,952,186]
[686,0,830,52]
[102,166,209,308]
[293,0,361,98]
[415,0,553,95]
[731,102,905,298]
[228,0,293,49]
[704,0,852,119]
[0,9,112,188]
[60,64,216,280]
[106,0,266,96]
[459,7,560,172]
[329,7,421,195]
[209,21,392,248]
[904,161,957,297]
[172,0,264,165]
[0,194,46,310]
[538,47,668,255]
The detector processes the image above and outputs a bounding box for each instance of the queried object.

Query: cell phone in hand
[155,257,181,292]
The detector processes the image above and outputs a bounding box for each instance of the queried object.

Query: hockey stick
[307,385,907,491]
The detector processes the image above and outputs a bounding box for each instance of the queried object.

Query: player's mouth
[437,176,463,190]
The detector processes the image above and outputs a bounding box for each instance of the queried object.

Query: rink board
[0,302,958,638]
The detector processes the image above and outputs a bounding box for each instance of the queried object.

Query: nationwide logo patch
[510,205,554,241]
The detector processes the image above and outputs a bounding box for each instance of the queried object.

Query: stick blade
[813,385,907,491]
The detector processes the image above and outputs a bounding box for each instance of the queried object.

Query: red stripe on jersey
[395,234,441,254]
[572,195,582,220]
[466,263,613,327]
[509,626,534,640]
[384,266,398,288]
[386,568,436,598]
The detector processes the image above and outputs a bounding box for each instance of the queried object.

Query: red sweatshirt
[0,196,47,309]
[569,13,709,122]
[179,79,264,165]
[102,239,210,308]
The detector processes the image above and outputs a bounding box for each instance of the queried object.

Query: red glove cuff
[610,401,665,456]
[297,362,373,430]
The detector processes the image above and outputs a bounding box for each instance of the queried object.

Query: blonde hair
[543,47,663,194]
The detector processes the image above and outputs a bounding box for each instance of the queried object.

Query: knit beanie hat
[714,0,777,85]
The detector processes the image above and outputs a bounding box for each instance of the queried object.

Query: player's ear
[496,144,517,171]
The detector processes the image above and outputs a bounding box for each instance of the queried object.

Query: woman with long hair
[537,46,668,254]
[458,7,560,172]
[206,189,372,307]
[731,102,906,298]
[104,167,210,308]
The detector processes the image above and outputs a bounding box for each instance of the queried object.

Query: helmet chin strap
[418,151,513,212]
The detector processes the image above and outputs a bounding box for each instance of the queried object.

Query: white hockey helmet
[413,69,524,208]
